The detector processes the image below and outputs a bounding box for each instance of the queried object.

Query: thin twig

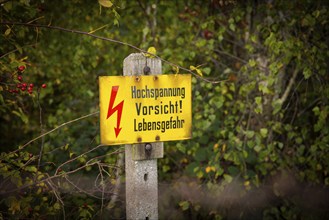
[55,143,104,174]
[10,111,99,156]
[0,43,39,59]
[106,150,124,210]
[64,176,103,199]
[97,163,105,214]
[37,89,45,170]
[0,149,122,196]
[214,49,248,64]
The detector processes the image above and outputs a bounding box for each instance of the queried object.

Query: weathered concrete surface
[124,53,163,219]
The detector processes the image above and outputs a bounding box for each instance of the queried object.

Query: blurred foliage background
[1,0,328,219]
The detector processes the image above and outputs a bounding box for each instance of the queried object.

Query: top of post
[123,53,161,76]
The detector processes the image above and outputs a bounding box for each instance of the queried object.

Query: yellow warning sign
[99,74,191,145]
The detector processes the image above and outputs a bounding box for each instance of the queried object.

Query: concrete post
[123,53,163,220]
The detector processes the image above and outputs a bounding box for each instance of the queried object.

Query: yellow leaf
[5,28,11,36]
[145,46,157,58]
[36,188,42,195]
[172,65,179,75]
[196,69,203,76]
[222,143,226,152]
[189,65,203,77]
[180,158,188,164]
[179,201,190,211]
[205,166,216,173]
[69,152,74,158]
[98,0,113,7]
[88,24,109,34]
[244,180,250,187]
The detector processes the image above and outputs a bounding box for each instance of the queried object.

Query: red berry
[29,153,33,158]
[17,75,23,81]
[17,83,22,88]
[18,66,25,72]
[22,83,27,88]
[203,30,213,40]
[29,83,34,88]
[21,87,26,91]
[41,84,47,88]
[13,90,19,93]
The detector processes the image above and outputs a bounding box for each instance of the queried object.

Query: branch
[136,0,150,20]
[214,49,248,64]
[55,142,104,174]
[10,111,99,156]
[1,149,123,195]
[278,69,298,104]
[106,149,124,210]
[64,175,103,200]
[0,21,225,84]
[213,49,268,72]
[37,89,45,170]
[46,177,66,219]
[0,43,38,59]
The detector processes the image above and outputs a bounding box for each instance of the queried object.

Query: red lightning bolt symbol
[107,86,124,138]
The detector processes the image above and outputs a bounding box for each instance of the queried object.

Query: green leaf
[203,67,211,75]
[179,201,190,211]
[3,2,12,11]
[246,130,255,139]
[255,96,262,105]
[254,145,262,152]
[260,128,268,138]
[98,0,113,7]
[228,166,239,175]
[26,166,37,173]
[303,67,312,79]
[195,148,207,162]
[248,59,257,67]
[12,108,29,124]
[295,137,303,144]
[162,165,170,172]
[312,106,320,115]
[272,99,282,115]
[223,174,233,183]
[53,202,61,210]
